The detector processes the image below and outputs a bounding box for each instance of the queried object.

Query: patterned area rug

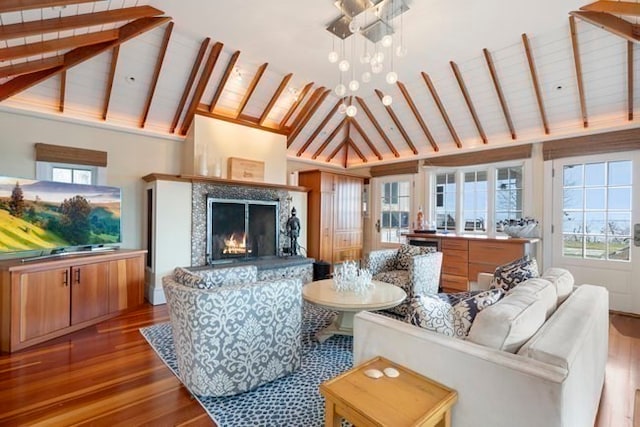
[140,303,353,427]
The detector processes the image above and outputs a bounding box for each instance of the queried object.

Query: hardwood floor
[1,305,638,426]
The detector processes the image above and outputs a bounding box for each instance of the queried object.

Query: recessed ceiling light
[125,76,136,84]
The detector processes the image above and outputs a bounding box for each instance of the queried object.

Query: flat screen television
[0,176,121,258]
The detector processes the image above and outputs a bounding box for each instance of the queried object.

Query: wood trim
[296,97,344,157]
[343,141,350,168]
[102,46,119,121]
[208,50,240,113]
[58,71,66,113]
[375,89,419,155]
[421,72,461,148]
[0,5,163,40]
[179,42,223,135]
[170,39,208,133]
[259,73,292,125]
[483,48,517,140]
[194,109,287,135]
[570,10,640,43]
[355,96,399,157]
[0,17,171,102]
[140,22,173,128]
[450,61,488,143]
[0,0,100,13]
[396,81,439,151]
[370,160,419,177]
[349,139,367,163]
[542,128,640,160]
[287,89,330,147]
[279,82,313,128]
[312,118,347,159]
[569,16,588,128]
[142,173,310,192]
[521,33,550,135]
[327,139,347,163]
[629,41,634,121]
[35,143,107,167]
[423,144,533,167]
[236,62,268,118]
[289,87,325,133]
[350,118,383,160]
[580,1,640,16]
[0,29,119,62]
[0,56,63,79]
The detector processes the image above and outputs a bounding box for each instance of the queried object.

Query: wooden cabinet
[441,239,469,293]
[0,250,145,353]
[299,171,363,267]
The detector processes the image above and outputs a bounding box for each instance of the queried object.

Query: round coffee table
[302,279,407,342]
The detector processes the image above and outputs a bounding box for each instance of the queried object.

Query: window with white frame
[463,171,488,231]
[434,172,456,231]
[495,166,523,222]
[37,162,102,185]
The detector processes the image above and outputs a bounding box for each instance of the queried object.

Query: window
[434,173,456,231]
[561,160,631,261]
[380,180,411,243]
[51,166,93,184]
[463,171,487,231]
[36,162,102,185]
[495,166,523,222]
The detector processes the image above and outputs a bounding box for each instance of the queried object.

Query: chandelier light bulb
[338,103,348,114]
[381,35,393,48]
[348,20,361,33]
[374,51,385,63]
[338,59,350,72]
[360,52,371,64]
[346,105,358,117]
[396,45,408,58]
[361,71,372,83]
[371,61,383,74]
[385,71,398,85]
[348,79,360,92]
[335,83,347,96]
[328,51,339,63]
[382,95,393,106]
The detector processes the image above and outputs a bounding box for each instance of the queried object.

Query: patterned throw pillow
[408,295,455,337]
[394,244,437,270]
[173,267,209,289]
[452,288,505,337]
[490,256,540,292]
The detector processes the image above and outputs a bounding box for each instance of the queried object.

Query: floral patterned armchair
[366,244,443,318]
[162,265,302,397]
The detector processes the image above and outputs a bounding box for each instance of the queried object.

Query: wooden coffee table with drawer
[320,356,458,427]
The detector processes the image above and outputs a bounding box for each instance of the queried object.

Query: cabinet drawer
[442,274,469,292]
[468,262,499,281]
[442,238,468,251]
[442,252,468,276]
[468,241,523,265]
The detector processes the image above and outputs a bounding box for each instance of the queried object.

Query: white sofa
[353,270,609,427]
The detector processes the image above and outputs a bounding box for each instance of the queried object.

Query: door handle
[634,224,640,247]
[375,219,381,233]
[63,270,68,287]
[75,268,81,284]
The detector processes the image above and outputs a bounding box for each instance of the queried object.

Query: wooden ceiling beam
[355,96,399,157]
[0,55,63,78]
[629,41,634,121]
[195,108,287,135]
[450,61,488,143]
[521,33,550,135]
[312,118,347,159]
[348,138,367,163]
[343,140,350,168]
[180,42,223,135]
[569,17,588,128]
[59,71,66,113]
[0,0,104,13]
[170,38,209,133]
[296,97,344,157]
[327,138,347,163]
[483,47,517,140]
[396,80,439,151]
[259,73,292,125]
[350,118,383,160]
[580,1,640,16]
[102,45,119,120]
[141,22,173,128]
[286,89,330,147]
[0,5,164,41]
[374,89,419,155]
[289,87,324,132]
[421,73,460,148]
[0,29,118,62]
[208,50,240,113]
[279,82,313,128]
[570,11,640,43]
[236,62,268,118]
[0,16,171,102]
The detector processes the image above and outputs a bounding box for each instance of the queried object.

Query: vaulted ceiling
[1,0,639,169]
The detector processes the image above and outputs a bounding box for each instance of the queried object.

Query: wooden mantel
[142,173,310,192]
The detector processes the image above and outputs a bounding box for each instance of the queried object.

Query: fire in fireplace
[207,198,279,263]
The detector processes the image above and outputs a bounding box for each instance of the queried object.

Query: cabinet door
[319,191,334,263]
[19,268,71,342]
[71,262,110,325]
[108,256,145,313]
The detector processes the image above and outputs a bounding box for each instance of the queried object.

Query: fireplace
[206,197,279,263]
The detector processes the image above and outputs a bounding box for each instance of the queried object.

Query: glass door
[371,176,413,250]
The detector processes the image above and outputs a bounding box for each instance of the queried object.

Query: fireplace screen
[207,198,279,262]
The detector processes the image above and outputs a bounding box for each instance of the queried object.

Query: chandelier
[326,0,409,116]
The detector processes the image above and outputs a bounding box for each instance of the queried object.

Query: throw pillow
[490,256,540,292]
[173,266,208,289]
[408,295,455,337]
[452,288,505,337]
[394,244,437,270]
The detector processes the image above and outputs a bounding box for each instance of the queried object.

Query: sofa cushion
[452,288,505,337]
[173,267,208,289]
[508,278,557,319]
[490,256,540,292]
[541,268,574,305]
[467,290,547,353]
[394,243,436,270]
[408,295,455,337]
[373,270,410,290]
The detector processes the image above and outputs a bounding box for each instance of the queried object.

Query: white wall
[0,109,182,250]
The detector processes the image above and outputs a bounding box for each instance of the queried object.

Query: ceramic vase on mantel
[198,153,208,176]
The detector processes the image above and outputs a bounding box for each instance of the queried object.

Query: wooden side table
[320,356,457,427]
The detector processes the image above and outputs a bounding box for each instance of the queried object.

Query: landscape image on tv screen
[0,176,121,253]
